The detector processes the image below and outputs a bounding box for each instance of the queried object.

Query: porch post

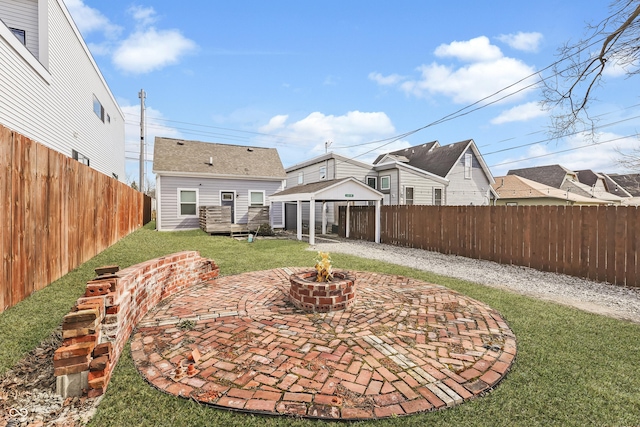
[321,201,327,235]
[309,198,316,245]
[375,199,381,243]
[296,200,302,241]
[346,202,350,239]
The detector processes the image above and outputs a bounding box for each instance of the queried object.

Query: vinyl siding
[398,169,445,205]
[285,158,375,188]
[0,0,125,180]
[0,0,38,57]
[446,149,492,205]
[157,175,284,231]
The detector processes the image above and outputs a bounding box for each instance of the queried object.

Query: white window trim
[405,186,414,205]
[319,166,327,180]
[177,188,199,218]
[298,171,304,184]
[464,153,472,179]
[366,176,377,189]
[219,190,237,223]
[380,175,391,190]
[433,188,443,206]
[249,190,266,207]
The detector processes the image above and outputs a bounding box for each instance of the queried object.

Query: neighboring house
[492,175,613,206]
[508,165,625,205]
[284,140,495,232]
[0,0,124,180]
[575,169,628,204]
[602,173,640,205]
[372,139,495,206]
[153,137,286,231]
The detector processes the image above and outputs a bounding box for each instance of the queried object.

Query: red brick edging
[289,270,356,312]
[53,251,219,398]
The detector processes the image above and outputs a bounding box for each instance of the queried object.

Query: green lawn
[1,223,639,427]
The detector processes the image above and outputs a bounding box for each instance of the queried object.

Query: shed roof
[153,137,286,179]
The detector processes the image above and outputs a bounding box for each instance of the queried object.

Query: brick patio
[131,268,516,420]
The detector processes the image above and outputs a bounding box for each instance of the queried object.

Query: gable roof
[605,173,640,197]
[153,137,286,179]
[492,175,611,205]
[285,152,372,173]
[373,141,439,166]
[507,164,576,188]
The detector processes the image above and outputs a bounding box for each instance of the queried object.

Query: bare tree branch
[542,0,640,139]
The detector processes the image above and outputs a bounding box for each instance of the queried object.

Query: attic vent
[177,141,184,145]
[208,156,213,165]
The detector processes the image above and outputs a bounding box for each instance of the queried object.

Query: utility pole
[138,89,146,193]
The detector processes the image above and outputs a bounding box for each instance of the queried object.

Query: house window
[298,172,304,185]
[9,28,26,45]
[319,166,327,180]
[249,191,265,206]
[221,193,233,202]
[434,188,442,205]
[93,95,105,122]
[178,189,198,216]
[380,176,390,190]
[72,149,90,166]
[366,177,377,189]
[405,187,414,205]
[464,153,472,179]
[106,114,111,124]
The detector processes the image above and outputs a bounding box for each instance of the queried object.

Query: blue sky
[65,1,640,185]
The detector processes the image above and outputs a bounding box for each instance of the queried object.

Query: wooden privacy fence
[339,205,640,288]
[0,124,147,313]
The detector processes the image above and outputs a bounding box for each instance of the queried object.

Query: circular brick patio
[131,268,516,420]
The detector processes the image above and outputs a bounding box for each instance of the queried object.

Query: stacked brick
[54,251,219,398]
[289,271,357,312]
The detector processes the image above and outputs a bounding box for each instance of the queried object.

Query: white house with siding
[153,137,287,231]
[0,0,124,180]
[285,140,495,232]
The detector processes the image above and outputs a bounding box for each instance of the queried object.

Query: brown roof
[606,173,640,197]
[153,137,285,178]
[492,175,611,204]
[507,164,575,188]
[374,140,474,178]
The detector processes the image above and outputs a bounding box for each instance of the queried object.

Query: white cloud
[497,32,543,52]
[64,0,121,38]
[113,28,196,74]
[434,36,503,62]
[368,72,405,86]
[258,111,400,164]
[372,36,538,105]
[400,57,536,104]
[128,5,158,27]
[491,101,546,124]
[491,131,638,176]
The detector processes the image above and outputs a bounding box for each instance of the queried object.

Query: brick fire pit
[289,271,356,312]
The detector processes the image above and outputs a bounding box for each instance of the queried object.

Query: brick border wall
[53,251,219,398]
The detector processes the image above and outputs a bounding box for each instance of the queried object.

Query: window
[9,28,26,45]
[178,189,198,216]
[221,193,233,202]
[380,175,390,190]
[93,95,104,122]
[319,166,327,180]
[434,188,442,206]
[464,153,472,179]
[298,172,304,185]
[72,149,90,166]
[366,177,377,189]
[106,114,111,124]
[405,187,414,205]
[249,191,265,206]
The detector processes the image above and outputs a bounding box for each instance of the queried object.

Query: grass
[2,223,640,426]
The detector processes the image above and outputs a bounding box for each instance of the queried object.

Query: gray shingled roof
[374,140,473,178]
[507,164,575,189]
[606,173,640,197]
[575,169,601,186]
[270,179,347,197]
[153,137,286,178]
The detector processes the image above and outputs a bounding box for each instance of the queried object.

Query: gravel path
[309,239,640,324]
